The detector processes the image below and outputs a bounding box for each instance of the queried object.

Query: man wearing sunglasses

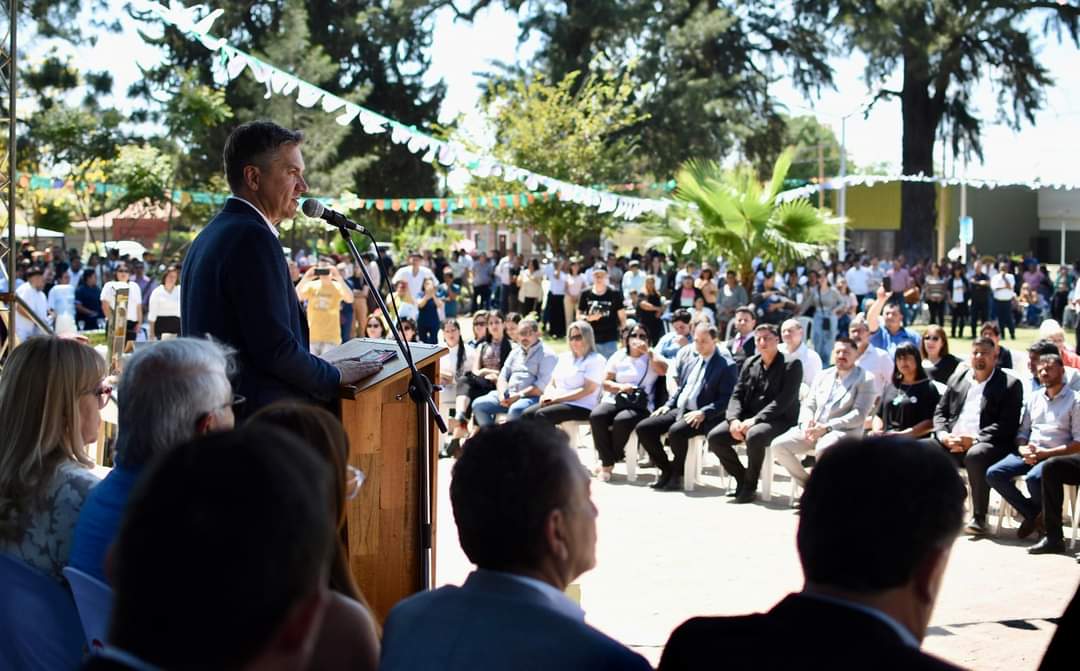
[70,338,238,583]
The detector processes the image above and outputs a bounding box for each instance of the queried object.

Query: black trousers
[472,285,491,313]
[1041,454,1080,543]
[970,300,989,338]
[520,401,591,428]
[708,420,790,492]
[927,301,945,326]
[636,409,722,477]
[547,291,566,338]
[922,438,1010,521]
[950,303,969,339]
[993,299,1016,338]
[589,403,649,467]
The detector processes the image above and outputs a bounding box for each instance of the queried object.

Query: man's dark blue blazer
[664,348,738,420]
[181,198,339,414]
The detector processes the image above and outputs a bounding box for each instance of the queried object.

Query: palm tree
[662,148,836,291]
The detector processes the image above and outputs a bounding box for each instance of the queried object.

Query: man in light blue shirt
[987,351,1080,541]
[471,318,557,425]
[866,286,920,355]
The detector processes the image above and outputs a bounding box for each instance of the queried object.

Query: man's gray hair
[114,338,234,468]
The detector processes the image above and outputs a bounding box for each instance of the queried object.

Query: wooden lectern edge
[322,338,448,399]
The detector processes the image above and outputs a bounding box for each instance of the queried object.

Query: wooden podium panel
[324,338,446,621]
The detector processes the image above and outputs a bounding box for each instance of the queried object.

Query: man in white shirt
[14,267,49,341]
[990,261,1017,339]
[921,337,1023,535]
[847,315,892,397]
[100,263,144,342]
[391,251,437,299]
[844,258,871,309]
[621,259,645,299]
[781,318,822,390]
[47,268,77,334]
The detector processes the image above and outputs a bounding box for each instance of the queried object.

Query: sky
[53,1,1080,185]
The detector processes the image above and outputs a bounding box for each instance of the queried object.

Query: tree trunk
[898,53,939,262]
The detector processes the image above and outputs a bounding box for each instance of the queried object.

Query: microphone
[301,199,367,234]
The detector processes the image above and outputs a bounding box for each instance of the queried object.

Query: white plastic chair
[62,566,113,652]
[797,315,813,341]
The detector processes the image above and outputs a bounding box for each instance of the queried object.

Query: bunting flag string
[776,172,1080,203]
[138,0,674,221]
[14,172,565,214]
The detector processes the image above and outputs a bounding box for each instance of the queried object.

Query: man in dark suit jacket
[181,121,377,417]
[708,323,803,503]
[659,437,966,671]
[380,421,650,671]
[921,337,1023,535]
[725,305,757,369]
[635,322,738,491]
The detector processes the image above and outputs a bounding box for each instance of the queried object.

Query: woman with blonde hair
[0,336,108,582]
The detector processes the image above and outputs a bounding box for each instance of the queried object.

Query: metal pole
[817,143,824,209]
[838,117,847,260]
[1062,219,1067,268]
[4,0,16,355]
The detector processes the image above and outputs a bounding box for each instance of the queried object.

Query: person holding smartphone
[297,261,355,356]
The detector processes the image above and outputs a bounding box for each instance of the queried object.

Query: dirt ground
[434,449,1080,670]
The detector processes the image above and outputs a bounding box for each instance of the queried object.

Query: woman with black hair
[870,342,940,438]
[455,311,513,437]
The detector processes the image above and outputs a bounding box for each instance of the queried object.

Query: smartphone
[315,268,330,277]
[882,276,892,293]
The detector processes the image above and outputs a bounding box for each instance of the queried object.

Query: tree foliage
[129,0,447,222]
[793,0,1080,260]
[662,148,836,290]
[463,68,648,251]
[442,0,832,179]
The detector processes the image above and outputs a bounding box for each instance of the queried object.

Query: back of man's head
[109,425,334,669]
[451,420,584,574]
[115,338,234,469]
[797,436,964,593]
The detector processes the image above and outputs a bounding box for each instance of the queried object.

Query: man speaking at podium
[182,121,379,417]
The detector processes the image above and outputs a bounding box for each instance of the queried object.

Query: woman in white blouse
[563,259,588,336]
[520,320,606,427]
[588,322,667,481]
[148,265,182,340]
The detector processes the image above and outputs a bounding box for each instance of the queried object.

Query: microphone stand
[334,223,445,591]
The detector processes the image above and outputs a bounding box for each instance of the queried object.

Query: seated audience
[771,337,875,487]
[70,338,236,581]
[708,324,803,503]
[379,421,651,671]
[437,319,472,408]
[86,426,335,670]
[589,323,665,481]
[0,337,107,582]
[364,315,387,339]
[249,403,380,671]
[725,306,757,370]
[1022,339,1080,398]
[980,321,1013,370]
[636,323,737,491]
[921,337,1023,535]
[399,317,419,342]
[657,309,693,360]
[920,325,962,385]
[780,317,822,388]
[456,312,512,434]
[985,352,1080,544]
[472,318,557,425]
[1033,441,1080,557]
[872,343,941,439]
[867,286,921,355]
[466,309,489,347]
[521,321,606,427]
[505,311,523,343]
[848,314,893,395]
[1037,319,1080,369]
[658,436,965,671]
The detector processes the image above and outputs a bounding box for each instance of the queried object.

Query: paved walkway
[434,450,1080,670]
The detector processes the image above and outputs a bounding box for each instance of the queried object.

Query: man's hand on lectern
[335,358,383,384]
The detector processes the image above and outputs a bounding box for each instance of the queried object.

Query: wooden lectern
[325,338,447,621]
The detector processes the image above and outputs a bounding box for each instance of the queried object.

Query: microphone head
[301,199,325,219]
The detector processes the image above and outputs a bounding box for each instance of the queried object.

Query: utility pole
[817,143,825,210]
